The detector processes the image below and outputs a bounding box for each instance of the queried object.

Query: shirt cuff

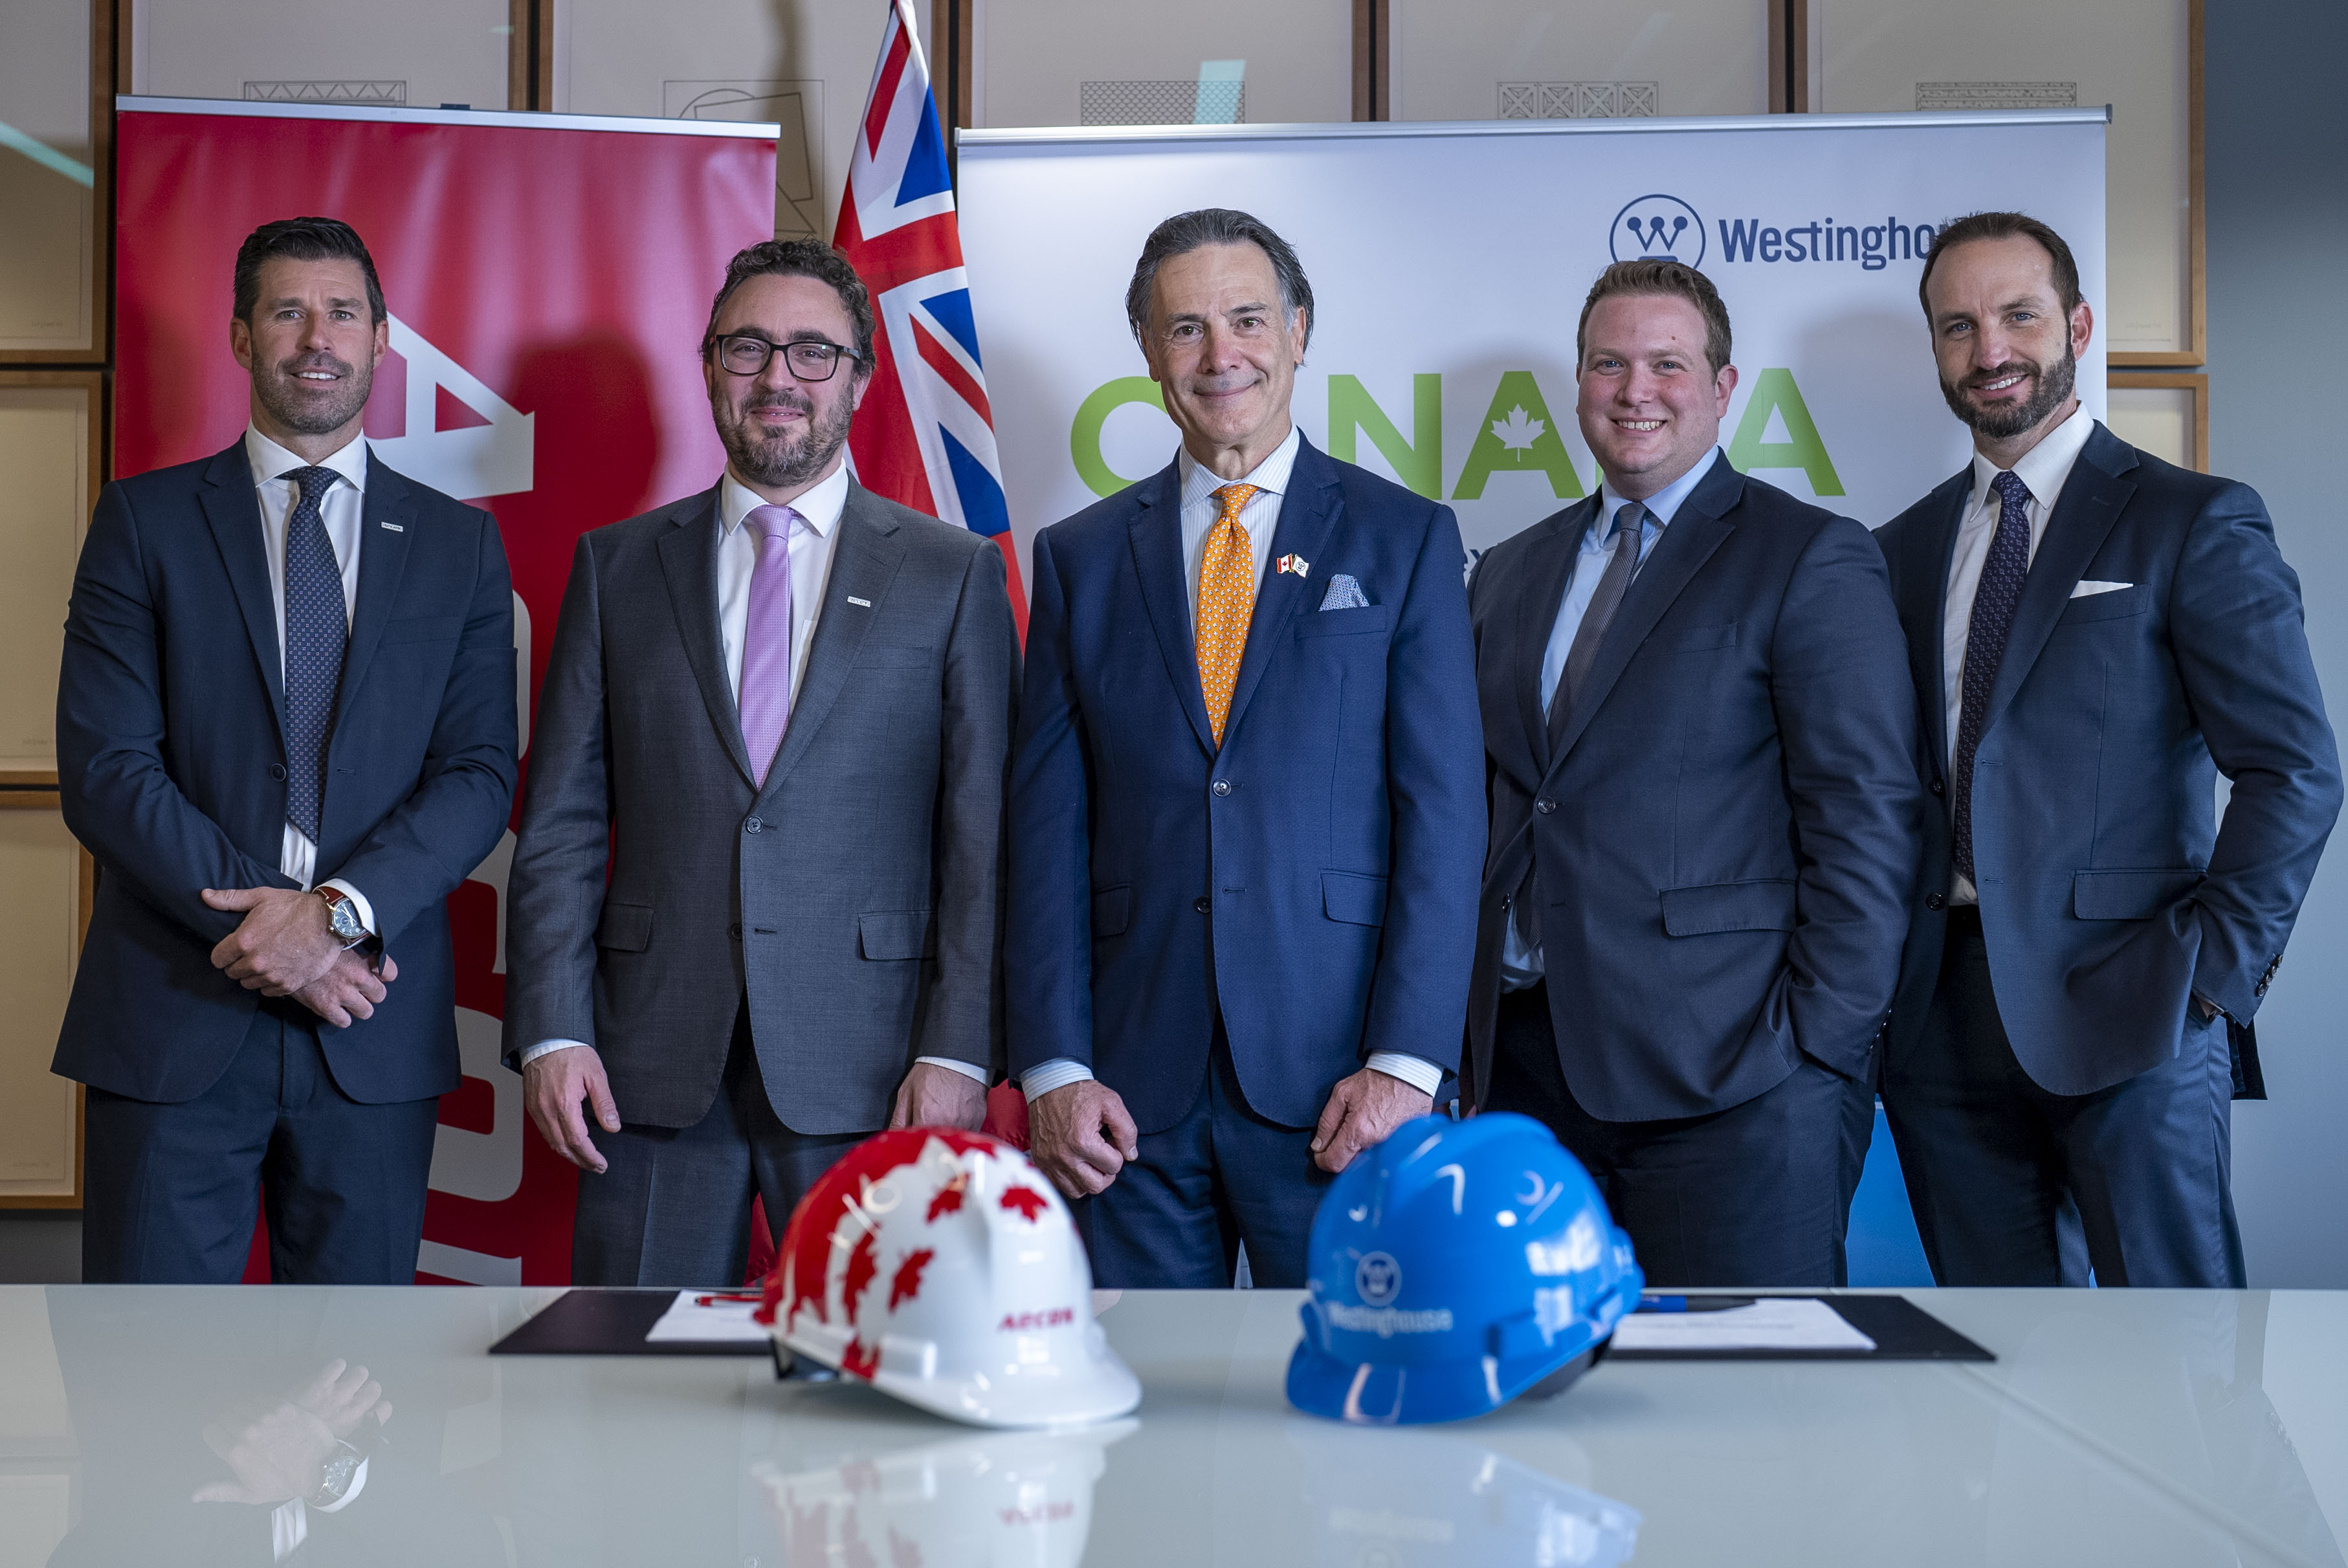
[320,878,375,936]
[1363,1052,1445,1097]
[913,1055,989,1085]
[271,1499,307,1562]
[520,1039,590,1067]
[1021,1059,1096,1101]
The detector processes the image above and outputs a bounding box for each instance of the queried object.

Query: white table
[2,1286,2343,1566]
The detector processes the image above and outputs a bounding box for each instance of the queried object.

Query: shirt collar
[720,458,851,538]
[245,426,370,494]
[1597,446,1722,539]
[1968,402,2094,514]
[1177,423,1303,513]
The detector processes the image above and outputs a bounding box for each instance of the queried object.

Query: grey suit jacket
[502,478,1020,1134]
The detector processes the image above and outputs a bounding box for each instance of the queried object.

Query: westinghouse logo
[1715,213,1947,271]
[1355,1250,1402,1305]
[1610,194,1706,267]
[1325,1303,1456,1337]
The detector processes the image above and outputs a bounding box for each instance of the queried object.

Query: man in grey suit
[504,241,1021,1286]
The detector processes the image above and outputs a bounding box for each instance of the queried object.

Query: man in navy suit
[1467,261,1922,1286]
[1007,209,1483,1288]
[1876,212,2340,1287]
[54,217,517,1283]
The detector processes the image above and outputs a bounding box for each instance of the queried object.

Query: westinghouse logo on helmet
[1355,1250,1402,1305]
[1324,1303,1457,1338]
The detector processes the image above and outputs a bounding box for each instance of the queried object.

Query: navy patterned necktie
[281,465,349,844]
[1952,470,2033,885]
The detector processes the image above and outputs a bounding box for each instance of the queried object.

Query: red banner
[115,100,777,1285]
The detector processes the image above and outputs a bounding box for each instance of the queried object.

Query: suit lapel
[1127,461,1217,758]
[330,449,417,740]
[1544,458,1740,778]
[1978,424,2137,743]
[1907,469,1972,775]
[759,484,906,796]
[196,442,287,734]
[1221,438,1344,749]
[655,487,757,788]
[1514,499,1597,769]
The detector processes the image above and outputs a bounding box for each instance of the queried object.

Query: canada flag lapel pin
[1276,553,1311,579]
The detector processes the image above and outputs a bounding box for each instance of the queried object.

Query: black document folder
[1604,1294,1995,1362]
[489,1288,776,1358]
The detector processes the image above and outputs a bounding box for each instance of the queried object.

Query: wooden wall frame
[1351,0,1390,121]
[0,785,90,1209]
[2109,370,2209,474]
[1768,0,1809,115]
[0,0,113,364]
[2109,0,2204,368]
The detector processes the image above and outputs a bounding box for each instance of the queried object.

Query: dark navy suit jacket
[1467,456,1923,1121]
[1006,436,1485,1134]
[1876,423,2340,1097]
[54,441,518,1106]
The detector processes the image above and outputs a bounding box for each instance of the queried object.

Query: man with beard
[54,217,518,1282]
[505,240,1018,1286]
[1875,212,2340,1286]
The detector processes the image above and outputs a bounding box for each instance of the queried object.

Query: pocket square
[2071,580,2133,599]
[1318,574,1371,611]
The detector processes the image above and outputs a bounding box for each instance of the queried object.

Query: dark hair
[1917,212,2083,318]
[1125,208,1315,351]
[1576,259,1733,376]
[700,239,877,374]
[233,217,386,324]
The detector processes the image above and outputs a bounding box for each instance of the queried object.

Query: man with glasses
[505,240,1020,1286]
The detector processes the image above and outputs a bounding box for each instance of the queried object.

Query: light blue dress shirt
[1500,447,1725,989]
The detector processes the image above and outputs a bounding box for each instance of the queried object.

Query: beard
[714,384,856,489]
[1940,344,2076,441]
[254,351,373,436]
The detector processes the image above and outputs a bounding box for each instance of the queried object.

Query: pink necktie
[738,505,799,786]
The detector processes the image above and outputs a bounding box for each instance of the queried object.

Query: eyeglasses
[709,333,859,381]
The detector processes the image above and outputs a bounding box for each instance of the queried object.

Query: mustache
[277,351,355,379]
[1961,360,2040,391]
[740,390,814,421]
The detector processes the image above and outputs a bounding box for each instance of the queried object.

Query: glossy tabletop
[2,1285,2343,1567]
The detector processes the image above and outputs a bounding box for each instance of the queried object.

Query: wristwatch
[316,886,369,950]
[308,1439,363,1508]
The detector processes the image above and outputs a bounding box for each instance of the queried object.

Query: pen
[1636,1294,1758,1314]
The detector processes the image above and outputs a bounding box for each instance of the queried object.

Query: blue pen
[1637,1294,1758,1314]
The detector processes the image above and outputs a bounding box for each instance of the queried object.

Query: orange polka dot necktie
[1197,483,1260,749]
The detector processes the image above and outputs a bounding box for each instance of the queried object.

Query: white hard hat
[758,1127,1141,1430]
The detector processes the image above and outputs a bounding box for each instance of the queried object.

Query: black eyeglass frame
[705,333,862,382]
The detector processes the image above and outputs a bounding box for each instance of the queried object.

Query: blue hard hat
[1285,1112,1643,1425]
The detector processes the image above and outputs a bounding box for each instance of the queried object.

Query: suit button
[269,764,287,780]
[1534,799,1556,815]
[727,923,742,938]
[1930,777,1945,797]
[744,817,763,834]
[1212,780,1232,797]
[1194,896,1211,913]
[1925,893,1945,911]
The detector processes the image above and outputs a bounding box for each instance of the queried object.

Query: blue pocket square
[1318,574,1371,611]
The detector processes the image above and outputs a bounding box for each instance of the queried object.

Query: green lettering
[1328,373,1443,498]
[1070,377,1165,499]
[1725,368,1844,496]
[1452,371,1584,501]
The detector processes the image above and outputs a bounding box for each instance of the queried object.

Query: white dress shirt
[1022,425,1444,1104]
[243,426,375,934]
[1499,448,1722,988]
[1941,404,2095,905]
[524,461,985,1088]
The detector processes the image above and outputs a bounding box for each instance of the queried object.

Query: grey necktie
[1547,500,1646,753]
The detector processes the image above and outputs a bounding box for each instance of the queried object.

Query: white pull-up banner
[955,109,2107,571]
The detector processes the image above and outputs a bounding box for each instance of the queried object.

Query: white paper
[644,1290,773,1344]
[1610,1297,1877,1353]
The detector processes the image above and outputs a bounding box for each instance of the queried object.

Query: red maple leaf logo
[999,1186,1050,1222]
[926,1177,966,1223]
[889,1248,935,1312]
[842,1230,881,1326]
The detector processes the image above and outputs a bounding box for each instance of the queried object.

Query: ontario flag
[836,0,1024,629]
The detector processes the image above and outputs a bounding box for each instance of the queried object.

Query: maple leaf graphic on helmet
[999,1186,1050,1222]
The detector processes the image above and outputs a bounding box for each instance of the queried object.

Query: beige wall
[1391,0,1769,120]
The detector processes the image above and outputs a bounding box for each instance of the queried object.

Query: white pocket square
[2071,580,2132,599]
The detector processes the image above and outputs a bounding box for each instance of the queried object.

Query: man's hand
[889,1063,988,1131]
[1311,1068,1434,1174]
[203,887,342,995]
[287,951,397,1030]
[525,1046,621,1173]
[194,1360,392,1507]
[1026,1079,1138,1199]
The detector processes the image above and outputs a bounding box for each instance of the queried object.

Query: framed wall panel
[2109,371,2206,473]
[126,0,512,111]
[0,806,85,1206]
[975,0,1353,131]
[0,0,109,362]
[1389,0,1771,123]
[0,374,98,780]
[1813,0,2202,366]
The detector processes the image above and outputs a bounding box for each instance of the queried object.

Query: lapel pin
[1276,554,1311,579]
[847,596,873,608]
[380,521,404,532]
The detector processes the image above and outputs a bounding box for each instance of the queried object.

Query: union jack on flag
[836,0,1023,625]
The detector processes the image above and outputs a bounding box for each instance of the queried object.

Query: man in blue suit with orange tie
[1007,209,1483,1288]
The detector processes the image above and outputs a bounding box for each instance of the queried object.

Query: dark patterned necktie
[1549,501,1645,751]
[1951,470,2032,885]
[281,466,349,843]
